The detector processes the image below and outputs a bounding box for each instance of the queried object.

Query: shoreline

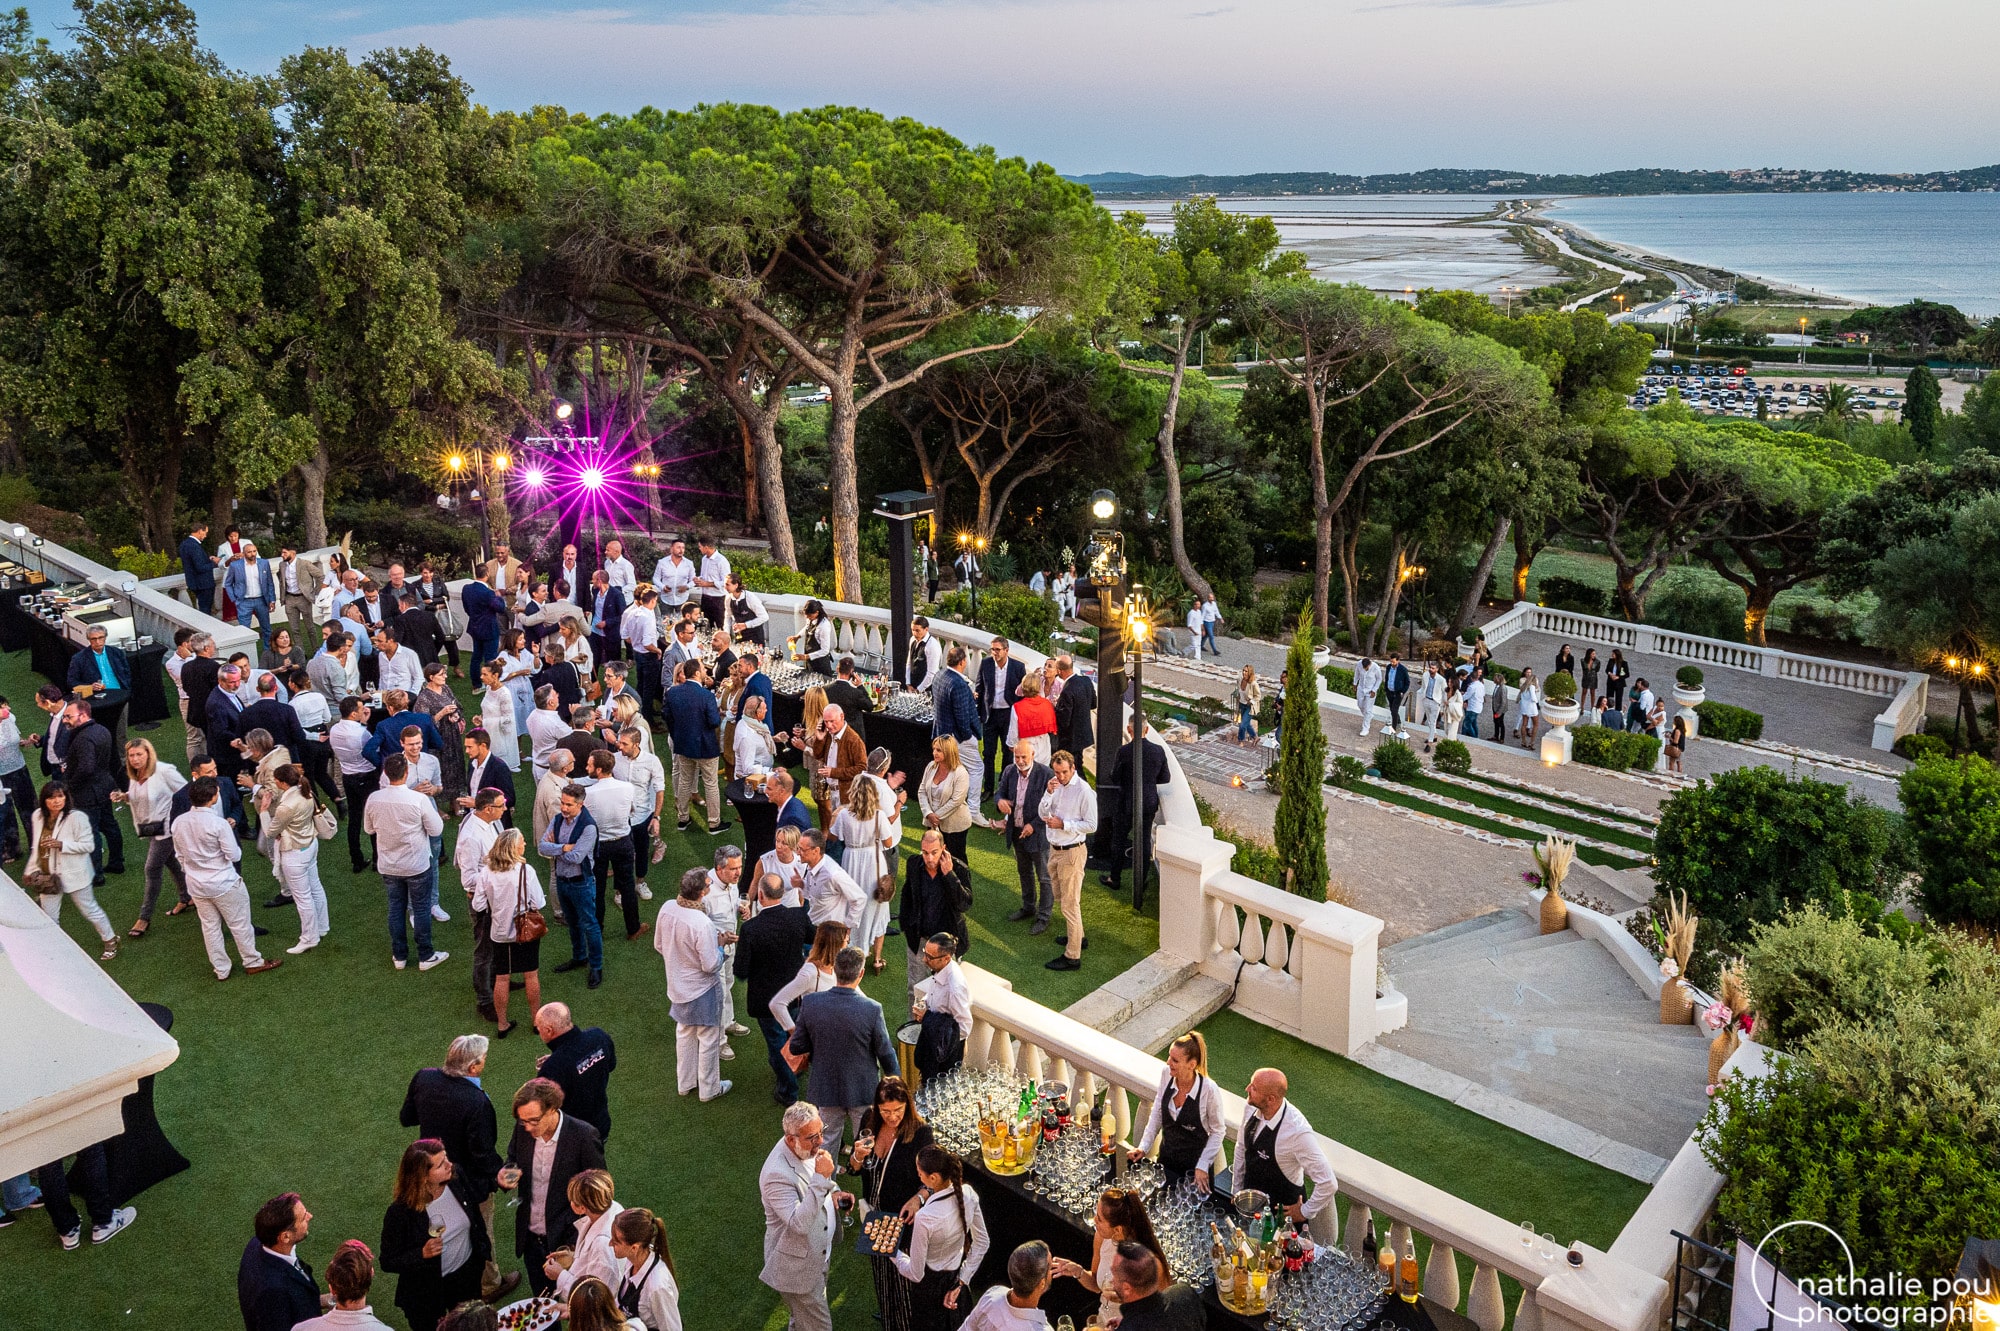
[1518,197,1871,308]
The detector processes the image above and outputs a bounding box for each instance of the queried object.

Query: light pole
[1082,489,1127,872]
[1799,317,1809,368]
[956,532,987,619]
[1399,559,1427,659]
[1122,584,1154,913]
[1942,648,1990,753]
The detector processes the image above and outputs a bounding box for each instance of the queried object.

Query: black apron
[618,1255,659,1320]
[1240,1107,1304,1208]
[1156,1075,1210,1181]
[731,595,767,646]
[908,1197,971,1331]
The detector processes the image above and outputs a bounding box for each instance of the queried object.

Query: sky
[22,0,2000,176]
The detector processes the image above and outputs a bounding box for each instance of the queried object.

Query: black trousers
[472,907,497,1017]
[634,653,663,723]
[522,1229,559,1297]
[342,771,378,870]
[1014,839,1053,921]
[38,1143,113,1236]
[76,794,123,875]
[1385,690,1406,731]
[300,737,342,808]
[942,828,972,899]
[631,815,653,883]
[1099,800,1156,889]
[592,835,640,936]
[700,593,726,630]
[1,766,32,857]
[979,712,1010,796]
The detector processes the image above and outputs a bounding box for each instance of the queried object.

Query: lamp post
[1799,317,1808,368]
[955,533,987,619]
[874,490,935,684]
[1398,558,1427,659]
[1123,585,1154,912]
[1942,647,1991,753]
[1082,489,1127,873]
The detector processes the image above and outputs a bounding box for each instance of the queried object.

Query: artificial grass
[1400,775,1656,854]
[1342,780,1650,871]
[1461,772,1658,830]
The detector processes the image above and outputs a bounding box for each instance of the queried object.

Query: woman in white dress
[477,659,521,770]
[609,1208,682,1331]
[833,779,899,974]
[31,780,116,960]
[1516,668,1542,750]
[559,616,595,680]
[498,628,538,734]
[769,921,848,1032]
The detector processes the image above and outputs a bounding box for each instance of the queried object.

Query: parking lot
[1632,362,1974,420]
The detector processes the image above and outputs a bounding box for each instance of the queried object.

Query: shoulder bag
[22,822,60,894]
[310,793,339,841]
[513,865,548,943]
[872,823,897,904]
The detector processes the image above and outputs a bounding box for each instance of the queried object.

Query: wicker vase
[1539,888,1569,934]
[1659,979,1694,1025]
[1706,1027,1740,1085]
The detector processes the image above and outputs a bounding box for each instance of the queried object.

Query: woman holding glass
[852,1077,933,1331]
[833,777,900,975]
[380,1138,490,1331]
[893,1145,990,1331]
[769,921,848,1032]
[117,738,187,937]
[470,829,545,1038]
[1049,1188,1170,1329]
[548,1168,627,1303]
[416,661,470,803]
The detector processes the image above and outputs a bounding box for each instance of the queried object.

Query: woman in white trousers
[263,764,328,953]
[31,780,117,960]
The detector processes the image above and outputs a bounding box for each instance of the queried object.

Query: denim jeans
[558,874,602,971]
[1237,703,1256,742]
[758,1016,799,1103]
[1201,624,1219,655]
[383,871,437,963]
[2,1172,41,1212]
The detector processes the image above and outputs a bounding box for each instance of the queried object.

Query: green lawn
[1401,775,1656,853]
[1462,773,1657,830]
[3,642,1639,1330]
[1348,779,1650,870]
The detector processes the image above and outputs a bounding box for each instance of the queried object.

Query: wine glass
[1520,1219,1536,1251]
[1540,1232,1559,1262]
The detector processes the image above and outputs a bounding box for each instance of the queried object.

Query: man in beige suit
[759,1101,850,1331]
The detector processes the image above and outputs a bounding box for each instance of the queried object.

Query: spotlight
[581,467,605,490]
[1089,489,1118,522]
[491,453,510,471]
[523,467,547,489]
[9,524,23,541]
[552,398,574,422]
[446,454,466,473]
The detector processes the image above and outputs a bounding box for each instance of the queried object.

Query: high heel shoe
[494,1023,514,1040]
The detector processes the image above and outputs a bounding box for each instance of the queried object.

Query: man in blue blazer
[784,945,899,1151]
[460,564,505,684]
[178,522,216,614]
[767,769,816,836]
[222,539,277,650]
[237,1191,321,1331]
[930,644,982,819]
[66,624,132,694]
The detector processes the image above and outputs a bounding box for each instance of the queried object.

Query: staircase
[1371,908,1714,1175]
[1065,952,1233,1056]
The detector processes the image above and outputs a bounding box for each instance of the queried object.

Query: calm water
[1548,193,2000,316]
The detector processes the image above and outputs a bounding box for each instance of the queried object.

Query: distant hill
[1069,165,2000,197]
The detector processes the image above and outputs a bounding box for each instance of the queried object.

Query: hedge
[1695,700,1765,743]
[1572,725,1660,772]
[1537,575,1610,616]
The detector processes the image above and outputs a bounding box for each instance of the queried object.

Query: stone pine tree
[1903,365,1943,453]
[1272,610,1329,900]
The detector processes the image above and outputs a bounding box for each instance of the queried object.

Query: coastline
[1518,197,1871,308]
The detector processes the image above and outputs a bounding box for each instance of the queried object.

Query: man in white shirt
[554,543,585,606]
[1417,661,1447,739]
[1354,656,1384,737]
[961,1242,1054,1331]
[372,625,424,698]
[614,726,666,901]
[620,588,664,725]
[172,775,278,981]
[702,844,750,1037]
[1037,750,1098,971]
[457,787,509,1023]
[362,752,448,971]
[911,932,971,1079]
[796,829,865,930]
[694,535,731,629]
[581,749,644,941]
[905,616,944,692]
[384,726,447,917]
[329,697,377,873]
[1460,673,1487,740]
[655,867,732,1101]
[1236,1068,1339,1240]
[1184,601,1205,659]
[651,538,696,611]
[601,539,636,597]
[525,685,571,784]
[276,544,316,640]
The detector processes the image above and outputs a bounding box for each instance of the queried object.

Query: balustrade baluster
[1265,920,1289,971]
[1215,901,1241,954]
[1343,1201,1373,1261]
[1514,1284,1544,1331]
[1240,912,1266,964]
[1423,1240,1461,1309]
[1467,1264,1505,1331]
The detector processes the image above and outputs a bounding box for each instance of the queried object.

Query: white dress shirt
[621,605,660,658]
[455,813,502,888]
[652,556,695,606]
[733,718,776,776]
[701,870,742,935]
[615,750,667,824]
[557,561,585,605]
[914,957,973,1040]
[553,1200,629,1300]
[526,707,571,773]
[376,644,424,697]
[770,962,837,1031]
[362,783,444,877]
[243,560,263,600]
[906,633,943,690]
[802,856,865,930]
[1037,774,1099,848]
[696,550,731,595]
[329,718,375,776]
[1136,1070,1228,1174]
[620,1253,683,1331]
[583,774,638,840]
[653,898,723,1005]
[171,806,243,898]
[731,588,768,634]
[381,752,442,808]
[961,1286,1052,1331]
[602,555,637,594]
[290,690,332,739]
[895,1186,990,1285]
[1240,1099,1339,1221]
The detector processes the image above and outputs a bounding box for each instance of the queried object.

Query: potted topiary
[1541,670,1581,730]
[1673,665,1706,735]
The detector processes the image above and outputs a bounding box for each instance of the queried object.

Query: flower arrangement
[1705,959,1754,1088]
[1656,890,1698,1024]
[1532,834,1576,934]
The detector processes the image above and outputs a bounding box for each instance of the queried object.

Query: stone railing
[1155,821,1404,1054]
[1872,673,1929,752]
[758,592,1050,678]
[960,963,1673,1331]
[1480,602,1909,697]
[0,528,257,658]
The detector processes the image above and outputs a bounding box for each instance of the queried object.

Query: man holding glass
[495,1078,604,1297]
[759,1101,851,1331]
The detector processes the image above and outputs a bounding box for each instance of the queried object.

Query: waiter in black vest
[1229,1068,1338,1233]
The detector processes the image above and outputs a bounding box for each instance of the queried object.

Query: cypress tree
[1904,365,1943,452]
[1273,610,1329,900]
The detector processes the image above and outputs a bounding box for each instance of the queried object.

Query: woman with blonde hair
[833,777,900,974]
[1132,1031,1226,1191]
[770,921,849,1031]
[608,1208,681,1330]
[563,1276,638,1331]
[1231,665,1261,745]
[469,829,545,1037]
[794,685,831,829]
[264,763,328,955]
[117,737,187,937]
[380,1138,490,1331]
[1050,1186,1168,1328]
[610,693,653,756]
[917,737,971,893]
[547,1168,626,1301]
[31,780,116,960]
[559,615,595,680]
[757,822,806,907]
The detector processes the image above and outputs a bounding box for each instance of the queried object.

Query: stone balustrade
[960,963,1672,1331]
[0,528,258,658]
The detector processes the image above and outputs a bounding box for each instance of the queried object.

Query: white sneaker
[286,940,318,955]
[92,1207,136,1245]
[700,1080,733,1102]
[725,1021,750,1035]
[431,903,450,922]
[721,1045,736,1060]
[636,882,654,901]
[419,950,450,972]
[393,957,407,970]
[1359,726,1371,737]
[59,1227,80,1251]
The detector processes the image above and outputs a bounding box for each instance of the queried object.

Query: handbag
[135,819,166,839]
[513,865,548,943]
[872,835,896,904]
[23,827,61,894]
[311,797,339,841]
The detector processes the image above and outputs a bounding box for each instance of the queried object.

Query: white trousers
[676,1020,724,1098]
[40,883,114,942]
[958,749,985,815]
[1357,694,1376,732]
[1417,696,1442,733]
[280,841,329,944]
[192,883,265,979]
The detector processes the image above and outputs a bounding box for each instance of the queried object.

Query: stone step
[1390,928,1581,976]
[1380,914,1540,968]
[1563,861,1654,912]
[1105,972,1235,1056]
[1382,908,1518,956]
[1063,951,1199,1034]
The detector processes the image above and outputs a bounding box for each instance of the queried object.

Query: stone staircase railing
[961,962,1678,1331]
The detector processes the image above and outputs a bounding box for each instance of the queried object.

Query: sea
[1547,192,2000,316]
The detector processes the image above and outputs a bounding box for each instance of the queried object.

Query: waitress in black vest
[1132,1032,1228,1193]
[1230,1067,1339,1231]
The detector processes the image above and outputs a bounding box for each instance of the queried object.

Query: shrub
[328,499,480,568]
[1537,575,1610,616]
[1897,753,2000,928]
[1892,732,1951,762]
[1484,660,1522,688]
[1644,574,1744,641]
[1432,739,1472,776]
[1371,738,1422,782]
[1459,627,1483,647]
[1675,665,1704,689]
[1543,670,1577,705]
[731,556,818,596]
[110,545,173,580]
[1742,904,1939,1051]
[934,583,1060,654]
[1693,700,1764,742]
[1328,754,1368,789]
[1570,725,1660,772]
[1322,663,1354,696]
[1785,601,1862,644]
[1655,767,1905,957]
[1191,789,1286,889]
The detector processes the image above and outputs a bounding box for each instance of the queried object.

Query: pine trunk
[1156,342,1212,602]
[751,407,797,570]
[297,441,330,551]
[1450,516,1511,638]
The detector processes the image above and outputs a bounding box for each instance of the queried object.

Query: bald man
[534,1001,617,1143]
[1233,1069,1338,1236]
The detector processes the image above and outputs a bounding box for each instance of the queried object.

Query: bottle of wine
[1376,1229,1395,1289]
[1399,1238,1420,1304]
[1210,1222,1228,1267]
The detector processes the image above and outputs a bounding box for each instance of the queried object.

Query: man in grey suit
[783,946,898,1154]
[307,632,356,703]
[995,740,1054,932]
[759,1101,851,1331]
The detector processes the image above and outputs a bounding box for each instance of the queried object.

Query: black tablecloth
[104,1002,190,1206]
[727,779,781,864]
[0,582,36,652]
[18,611,170,725]
[769,690,934,786]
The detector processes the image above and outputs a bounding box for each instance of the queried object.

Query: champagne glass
[1520,1219,1536,1251]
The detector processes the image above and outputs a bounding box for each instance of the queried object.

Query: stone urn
[1312,645,1331,671]
[1539,695,1581,764]
[1541,698,1581,730]
[1672,669,1706,735]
